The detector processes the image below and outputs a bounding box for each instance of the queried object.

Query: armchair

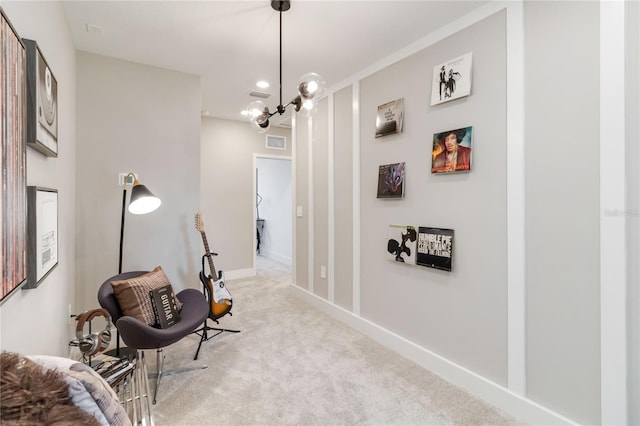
[98,271,209,404]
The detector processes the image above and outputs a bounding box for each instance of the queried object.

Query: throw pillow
[111,266,182,326]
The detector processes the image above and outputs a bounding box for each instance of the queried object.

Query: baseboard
[289,284,578,426]
[224,268,256,280]
[263,252,291,266]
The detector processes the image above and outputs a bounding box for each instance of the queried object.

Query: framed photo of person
[375,98,404,138]
[430,52,472,106]
[24,39,58,157]
[431,126,473,174]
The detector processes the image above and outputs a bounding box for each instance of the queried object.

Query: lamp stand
[104,187,137,360]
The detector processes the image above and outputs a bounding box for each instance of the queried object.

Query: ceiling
[61,1,487,128]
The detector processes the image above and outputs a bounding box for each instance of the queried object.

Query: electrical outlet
[118,172,136,187]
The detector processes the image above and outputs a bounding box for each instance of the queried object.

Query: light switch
[296,206,303,217]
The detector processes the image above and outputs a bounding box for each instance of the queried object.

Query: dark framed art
[24,38,58,157]
[1,7,28,304]
[416,227,454,271]
[377,162,405,199]
[25,187,59,289]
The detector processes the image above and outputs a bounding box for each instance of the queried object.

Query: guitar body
[199,270,233,320]
[195,212,233,322]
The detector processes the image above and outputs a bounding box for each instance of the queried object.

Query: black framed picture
[377,162,405,199]
[24,38,58,157]
[1,8,28,304]
[25,187,58,289]
[416,227,454,271]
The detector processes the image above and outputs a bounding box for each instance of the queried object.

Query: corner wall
[75,52,202,311]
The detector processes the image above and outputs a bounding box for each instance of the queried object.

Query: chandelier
[246,0,326,132]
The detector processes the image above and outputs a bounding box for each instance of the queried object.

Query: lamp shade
[128,180,161,215]
[297,72,326,102]
[247,100,271,133]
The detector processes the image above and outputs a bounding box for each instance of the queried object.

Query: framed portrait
[1,8,28,304]
[375,98,404,138]
[25,187,58,289]
[430,52,472,106]
[431,126,473,174]
[416,227,454,272]
[24,39,58,157]
[377,162,405,199]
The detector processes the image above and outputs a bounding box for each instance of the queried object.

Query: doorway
[254,155,292,274]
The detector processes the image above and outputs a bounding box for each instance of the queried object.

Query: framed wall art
[25,187,58,289]
[375,98,404,138]
[431,126,473,174]
[24,38,58,157]
[1,7,28,304]
[416,227,454,271]
[386,225,417,264]
[431,52,472,106]
[377,162,405,199]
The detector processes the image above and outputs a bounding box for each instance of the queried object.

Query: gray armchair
[98,271,209,404]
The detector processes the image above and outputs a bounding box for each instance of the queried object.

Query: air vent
[249,91,271,99]
[266,135,286,150]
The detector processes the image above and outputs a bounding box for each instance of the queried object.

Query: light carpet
[150,257,521,426]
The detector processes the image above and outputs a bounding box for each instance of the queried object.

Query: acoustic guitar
[195,213,233,320]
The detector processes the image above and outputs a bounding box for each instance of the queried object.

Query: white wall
[75,52,202,311]
[625,3,640,425]
[358,10,508,386]
[256,157,292,265]
[293,2,636,425]
[524,2,600,422]
[0,1,77,357]
[201,117,290,276]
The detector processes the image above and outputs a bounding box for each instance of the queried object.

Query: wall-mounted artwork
[430,52,472,106]
[24,39,58,157]
[431,126,473,174]
[386,225,417,264]
[375,98,404,138]
[1,8,28,304]
[25,187,58,289]
[377,162,405,198]
[416,227,454,271]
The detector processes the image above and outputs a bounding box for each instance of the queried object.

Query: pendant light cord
[278,7,284,114]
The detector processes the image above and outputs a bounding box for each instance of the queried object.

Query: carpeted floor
[151,257,521,425]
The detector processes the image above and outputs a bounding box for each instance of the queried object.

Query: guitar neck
[199,231,218,278]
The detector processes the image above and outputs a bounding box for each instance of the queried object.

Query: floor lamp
[105,172,161,358]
